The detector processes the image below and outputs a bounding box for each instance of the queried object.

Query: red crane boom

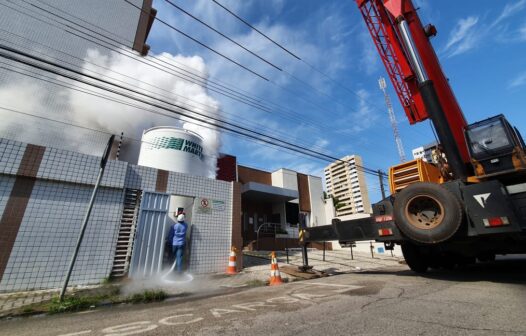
[356,0,470,164]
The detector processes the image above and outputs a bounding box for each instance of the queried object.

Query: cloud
[491,0,526,27]
[0,49,222,177]
[443,1,526,57]
[520,22,526,40]
[359,29,379,75]
[147,0,386,177]
[349,89,379,133]
[443,16,480,57]
[509,71,526,88]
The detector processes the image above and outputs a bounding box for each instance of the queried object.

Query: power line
[161,0,375,125]
[211,0,301,60]
[5,0,357,142]
[0,49,332,155]
[0,45,340,164]
[14,0,412,155]
[28,0,326,124]
[6,0,402,161]
[0,2,394,177]
[122,0,269,81]
[0,44,386,178]
[11,1,270,110]
[163,0,283,71]
[207,0,431,147]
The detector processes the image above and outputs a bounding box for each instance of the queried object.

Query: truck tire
[401,243,428,273]
[394,182,463,244]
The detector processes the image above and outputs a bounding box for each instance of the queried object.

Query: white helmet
[177,214,185,222]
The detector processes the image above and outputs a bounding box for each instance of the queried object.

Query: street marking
[305,282,364,293]
[232,301,277,311]
[57,331,91,336]
[266,296,301,304]
[57,292,337,335]
[210,308,243,318]
[291,293,328,300]
[159,314,203,326]
[101,321,157,335]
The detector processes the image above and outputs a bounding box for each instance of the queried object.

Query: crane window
[467,119,512,158]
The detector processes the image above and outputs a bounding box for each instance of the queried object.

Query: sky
[147,0,526,202]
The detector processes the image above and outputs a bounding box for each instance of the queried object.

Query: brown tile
[17,144,45,177]
[231,182,243,270]
[155,170,168,193]
[0,177,36,281]
[237,166,271,185]
[297,173,311,212]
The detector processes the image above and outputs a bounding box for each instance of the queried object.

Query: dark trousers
[172,245,185,273]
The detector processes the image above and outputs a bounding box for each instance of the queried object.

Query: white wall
[324,200,335,225]
[271,169,298,190]
[307,175,327,227]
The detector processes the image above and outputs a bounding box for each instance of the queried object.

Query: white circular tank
[138,127,207,177]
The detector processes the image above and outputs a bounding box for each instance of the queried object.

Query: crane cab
[465,115,526,179]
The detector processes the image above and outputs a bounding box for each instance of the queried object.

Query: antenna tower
[378,77,406,162]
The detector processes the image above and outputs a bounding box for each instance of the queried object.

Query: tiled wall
[38,147,127,188]
[0,176,15,215]
[0,139,26,175]
[163,174,233,274]
[0,181,124,291]
[0,138,234,291]
[124,164,158,191]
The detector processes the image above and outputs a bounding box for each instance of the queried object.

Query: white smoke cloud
[0,50,222,178]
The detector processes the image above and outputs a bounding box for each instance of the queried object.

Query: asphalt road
[1,259,525,336]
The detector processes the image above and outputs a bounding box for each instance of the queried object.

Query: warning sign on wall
[196,198,225,214]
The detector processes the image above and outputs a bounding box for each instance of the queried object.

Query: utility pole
[379,77,406,162]
[378,169,386,199]
[60,135,114,301]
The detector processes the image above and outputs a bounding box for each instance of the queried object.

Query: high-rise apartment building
[412,141,438,163]
[324,155,372,216]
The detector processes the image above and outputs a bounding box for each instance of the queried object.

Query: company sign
[151,136,203,160]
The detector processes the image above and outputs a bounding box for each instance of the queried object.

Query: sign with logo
[212,200,225,212]
[151,136,204,160]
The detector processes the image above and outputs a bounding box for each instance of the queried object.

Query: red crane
[356,0,469,177]
[305,0,526,274]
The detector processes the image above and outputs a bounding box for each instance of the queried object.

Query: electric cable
[141,0,382,125]
[0,46,386,178]
[0,45,377,170]
[0,1,396,177]
[122,0,269,81]
[163,0,283,71]
[5,0,359,141]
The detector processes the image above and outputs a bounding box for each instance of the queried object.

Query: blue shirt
[168,221,187,246]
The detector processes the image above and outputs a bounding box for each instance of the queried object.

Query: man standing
[167,213,188,274]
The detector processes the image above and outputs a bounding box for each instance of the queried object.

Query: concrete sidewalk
[245,249,404,275]
[0,249,403,318]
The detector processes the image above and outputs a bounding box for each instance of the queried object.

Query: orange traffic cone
[226,246,238,275]
[269,251,284,286]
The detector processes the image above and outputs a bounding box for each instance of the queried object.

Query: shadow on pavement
[359,259,526,285]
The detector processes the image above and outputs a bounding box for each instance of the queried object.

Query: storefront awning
[241,182,298,202]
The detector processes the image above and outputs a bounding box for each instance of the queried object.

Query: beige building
[324,155,372,216]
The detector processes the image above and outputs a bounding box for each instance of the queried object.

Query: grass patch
[48,296,100,314]
[5,288,167,317]
[245,279,267,287]
[128,290,167,303]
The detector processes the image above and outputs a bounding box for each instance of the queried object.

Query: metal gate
[129,191,170,278]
